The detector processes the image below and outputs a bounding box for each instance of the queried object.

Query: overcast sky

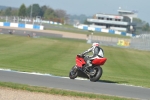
[1,0,150,23]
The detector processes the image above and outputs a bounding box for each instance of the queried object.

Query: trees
[55,9,66,18]
[133,18,150,32]
[26,5,32,17]
[11,9,18,16]
[26,4,41,18]
[4,7,12,16]
[142,23,150,31]
[0,10,5,16]
[26,4,44,18]
[40,5,48,18]
[44,7,55,19]
[0,3,68,24]
[31,4,41,17]
[18,4,26,17]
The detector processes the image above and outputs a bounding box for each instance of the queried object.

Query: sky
[0,0,150,23]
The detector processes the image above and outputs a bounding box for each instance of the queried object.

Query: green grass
[0,34,150,88]
[101,46,150,87]
[0,82,135,100]
[0,19,5,22]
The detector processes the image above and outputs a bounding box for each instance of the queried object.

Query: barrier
[109,30,115,34]
[0,22,44,30]
[76,24,135,37]
[21,19,62,25]
[95,28,101,32]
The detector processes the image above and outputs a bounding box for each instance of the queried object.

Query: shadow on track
[97,80,118,83]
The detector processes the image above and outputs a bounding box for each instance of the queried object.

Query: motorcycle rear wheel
[90,66,103,82]
[69,66,78,79]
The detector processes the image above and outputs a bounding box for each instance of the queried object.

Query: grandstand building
[87,8,138,33]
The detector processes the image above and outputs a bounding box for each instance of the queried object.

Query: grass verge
[0,81,135,100]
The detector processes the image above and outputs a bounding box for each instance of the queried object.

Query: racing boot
[84,60,92,70]
[87,60,92,67]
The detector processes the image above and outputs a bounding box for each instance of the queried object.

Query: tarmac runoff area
[0,26,87,40]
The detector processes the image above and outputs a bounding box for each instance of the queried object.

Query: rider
[80,42,104,68]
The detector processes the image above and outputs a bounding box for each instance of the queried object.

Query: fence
[75,24,136,37]
[130,34,150,51]
[0,22,44,30]
[88,33,150,51]
[87,34,131,47]
[0,16,62,25]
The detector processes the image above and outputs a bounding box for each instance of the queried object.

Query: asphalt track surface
[0,70,150,100]
[0,27,150,100]
[0,28,63,38]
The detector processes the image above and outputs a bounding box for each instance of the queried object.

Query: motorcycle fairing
[76,55,86,68]
[92,58,107,65]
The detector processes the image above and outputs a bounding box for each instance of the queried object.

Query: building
[87,8,138,33]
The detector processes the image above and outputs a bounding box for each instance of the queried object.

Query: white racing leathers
[82,46,104,67]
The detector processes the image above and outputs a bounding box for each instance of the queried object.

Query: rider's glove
[81,53,85,56]
[78,53,84,57]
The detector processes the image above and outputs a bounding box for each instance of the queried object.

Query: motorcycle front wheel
[90,66,103,82]
[69,66,78,79]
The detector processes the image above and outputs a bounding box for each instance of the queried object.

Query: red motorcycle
[69,54,107,82]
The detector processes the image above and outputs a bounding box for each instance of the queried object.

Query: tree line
[133,18,150,32]
[0,3,68,24]
[0,4,149,32]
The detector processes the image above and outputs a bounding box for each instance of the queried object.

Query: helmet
[92,42,99,47]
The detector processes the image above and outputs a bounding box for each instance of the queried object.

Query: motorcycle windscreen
[92,58,107,65]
